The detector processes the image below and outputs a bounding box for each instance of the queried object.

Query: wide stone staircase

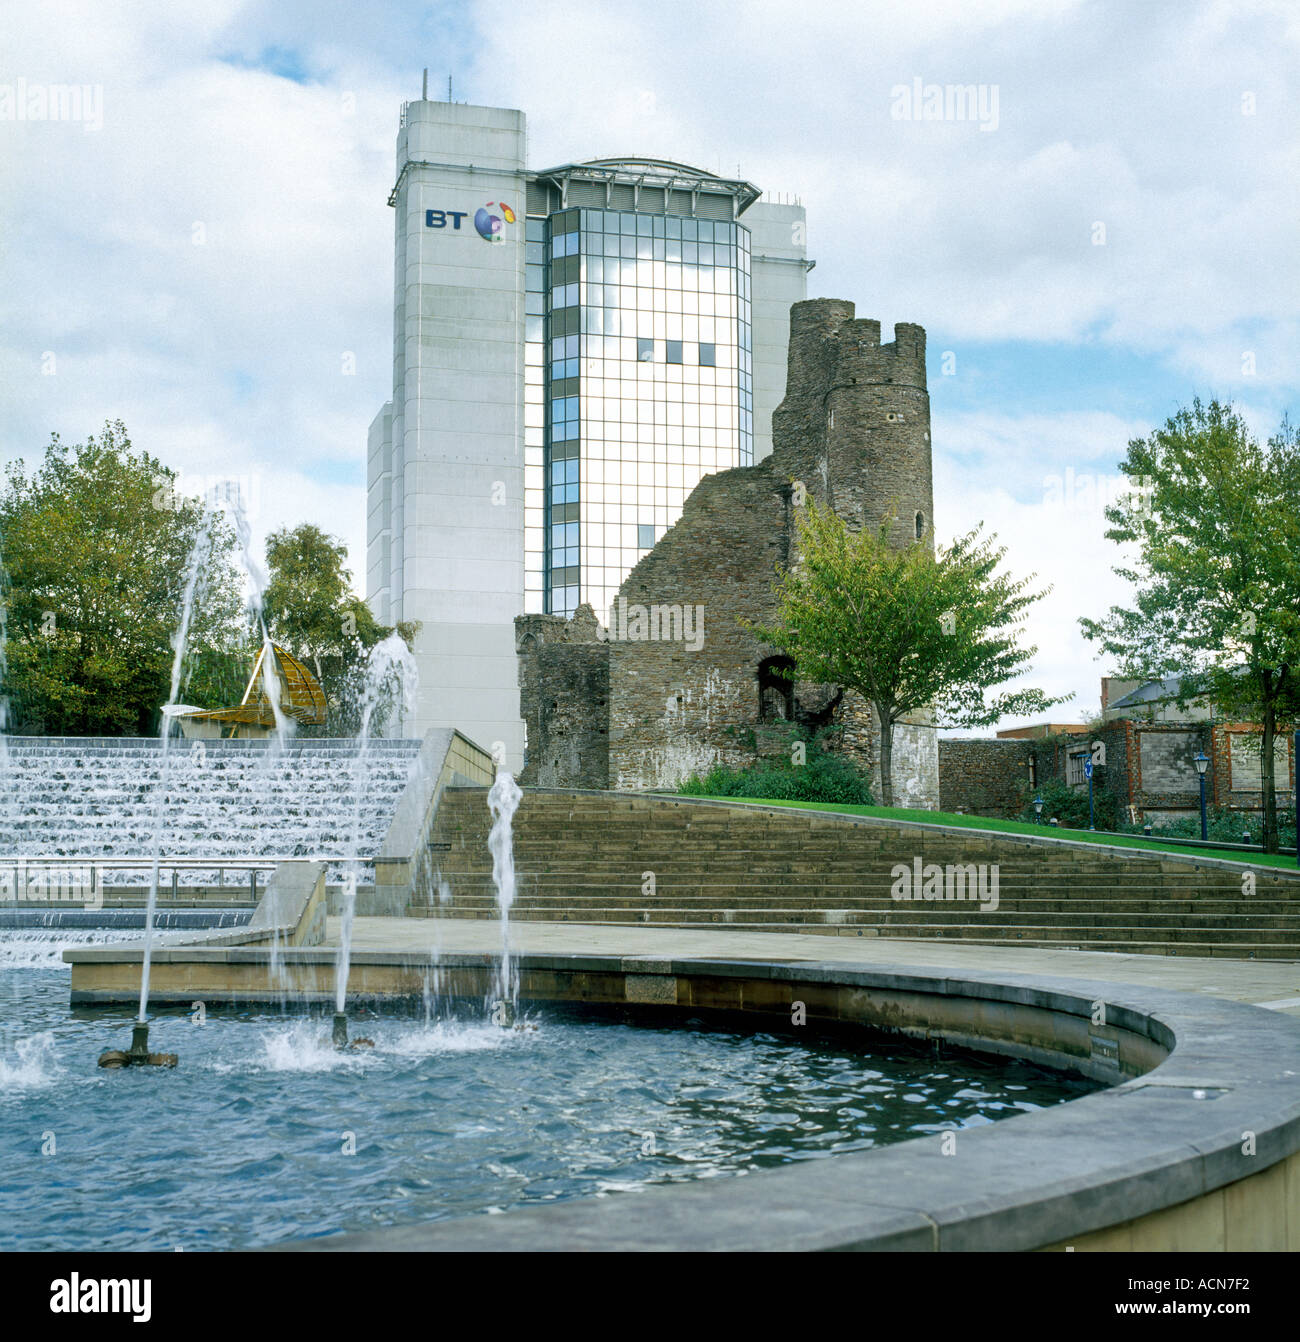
[414,788,1300,959]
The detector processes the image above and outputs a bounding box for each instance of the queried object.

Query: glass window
[699,342,716,366]
[637,337,655,362]
[666,340,683,364]
[637,524,656,549]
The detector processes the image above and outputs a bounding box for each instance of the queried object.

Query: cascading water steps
[0,737,422,881]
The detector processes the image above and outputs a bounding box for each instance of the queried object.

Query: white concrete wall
[388,100,528,766]
[745,202,810,462]
[891,723,941,810]
[366,401,393,626]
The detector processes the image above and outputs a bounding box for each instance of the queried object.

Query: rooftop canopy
[528,157,761,216]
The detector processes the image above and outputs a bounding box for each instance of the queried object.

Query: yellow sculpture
[169,644,327,739]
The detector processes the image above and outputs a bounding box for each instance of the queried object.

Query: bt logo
[474,200,516,242]
[425,208,467,230]
[424,201,516,242]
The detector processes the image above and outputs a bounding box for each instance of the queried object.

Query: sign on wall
[425,201,516,242]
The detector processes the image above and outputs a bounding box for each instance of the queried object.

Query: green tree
[0,421,245,735]
[1080,400,1300,853]
[262,523,417,734]
[751,502,1067,806]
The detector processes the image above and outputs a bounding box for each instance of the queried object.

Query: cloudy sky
[2,0,1296,729]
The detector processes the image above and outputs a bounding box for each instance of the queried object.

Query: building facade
[366,96,810,764]
[942,674,1297,826]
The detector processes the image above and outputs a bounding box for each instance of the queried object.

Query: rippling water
[0,934,1098,1250]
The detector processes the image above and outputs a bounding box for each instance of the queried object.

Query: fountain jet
[98,1021,178,1069]
[330,1011,374,1052]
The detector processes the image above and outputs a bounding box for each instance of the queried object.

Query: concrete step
[420,788,1300,961]
[419,906,1300,937]
[425,893,1300,917]
[409,908,1299,957]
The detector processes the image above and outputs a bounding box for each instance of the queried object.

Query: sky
[2,0,1297,730]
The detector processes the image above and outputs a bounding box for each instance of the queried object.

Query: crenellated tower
[771,299,934,544]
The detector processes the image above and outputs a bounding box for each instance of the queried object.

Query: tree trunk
[876,706,894,808]
[1261,695,1279,854]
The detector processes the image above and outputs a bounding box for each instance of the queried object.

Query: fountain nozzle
[98,1021,178,1069]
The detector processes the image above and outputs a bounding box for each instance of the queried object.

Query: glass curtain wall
[528,205,753,621]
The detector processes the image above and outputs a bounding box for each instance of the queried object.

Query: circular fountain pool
[0,935,1098,1251]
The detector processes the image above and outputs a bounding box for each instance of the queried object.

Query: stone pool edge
[64,945,1300,1251]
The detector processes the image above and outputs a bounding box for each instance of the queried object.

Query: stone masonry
[938,738,1034,818]
[942,720,1298,827]
[516,298,940,803]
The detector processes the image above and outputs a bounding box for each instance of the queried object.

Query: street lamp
[1033,796,1044,825]
[1193,751,1209,841]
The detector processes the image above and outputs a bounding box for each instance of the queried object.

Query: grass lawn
[684,795,1300,871]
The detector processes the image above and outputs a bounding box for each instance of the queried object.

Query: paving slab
[336,916,1300,1014]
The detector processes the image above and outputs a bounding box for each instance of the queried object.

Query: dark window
[666,340,683,364]
[758,656,795,722]
[915,511,924,540]
[699,342,715,367]
[637,337,654,362]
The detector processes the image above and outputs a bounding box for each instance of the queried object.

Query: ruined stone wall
[515,609,609,789]
[939,738,1034,817]
[607,466,789,790]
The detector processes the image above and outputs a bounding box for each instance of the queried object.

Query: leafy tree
[262,523,418,734]
[1080,401,1300,853]
[0,421,245,735]
[751,502,1067,806]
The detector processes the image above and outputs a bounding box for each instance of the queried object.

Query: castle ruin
[514,297,941,805]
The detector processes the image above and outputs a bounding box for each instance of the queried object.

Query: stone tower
[773,299,934,542]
